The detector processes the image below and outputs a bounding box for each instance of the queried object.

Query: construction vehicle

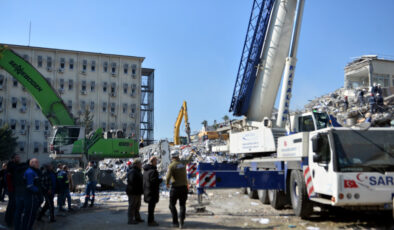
[0,45,138,162]
[174,101,191,145]
[195,0,394,219]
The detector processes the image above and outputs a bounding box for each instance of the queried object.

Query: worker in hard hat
[165,150,195,229]
[376,93,384,112]
[368,93,376,114]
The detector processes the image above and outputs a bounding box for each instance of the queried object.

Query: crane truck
[195,0,394,219]
[0,45,139,162]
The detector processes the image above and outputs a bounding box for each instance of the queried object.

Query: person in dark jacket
[143,156,162,227]
[0,163,7,202]
[62,165,73,211]
[4,155,19,226]
[126,158,144,225]
[56,166,68,211]
[22,158,41,230]
[37,164,56,222]
[7,155,29,229]
[376,93,384,112]
[369,93,376,113]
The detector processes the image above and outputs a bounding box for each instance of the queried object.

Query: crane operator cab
[288,111,340,134]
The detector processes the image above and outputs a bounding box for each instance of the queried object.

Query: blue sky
[1,0,394,140]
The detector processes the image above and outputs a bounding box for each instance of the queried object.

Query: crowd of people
[357,83,385,113]
[126,150,194,229]
[1,154,98,230]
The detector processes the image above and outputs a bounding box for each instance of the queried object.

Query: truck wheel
[290,170,313,219]
[268,190,286,209]
[247,188,258,199]
[258,190,270,204]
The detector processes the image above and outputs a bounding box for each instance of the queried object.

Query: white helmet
[170,150,179,158]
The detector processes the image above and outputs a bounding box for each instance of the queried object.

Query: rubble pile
[304,87,394,127]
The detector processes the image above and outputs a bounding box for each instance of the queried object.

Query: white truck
[196,0,394,219]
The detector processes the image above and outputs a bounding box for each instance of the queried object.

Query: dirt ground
[0,189,393,230]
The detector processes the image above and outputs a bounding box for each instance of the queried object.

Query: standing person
[56,165,67,212]
[377,83,383,95]
[166,151,194,229]
[37,164,56,222]
[82,161,98,208]
[125,158,144,225]
[7,155,28,228]
[143,156,162,227]
[358,89,365,106]
[368,93,376,114]
[343,96,349,111]
[376,93,384,112]
[22,158,41,230]
[62,165,73,211]
[0,163,7,202]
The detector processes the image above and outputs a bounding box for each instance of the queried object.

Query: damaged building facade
[344,55,394,97]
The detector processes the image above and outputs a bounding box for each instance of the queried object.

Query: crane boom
[0,45,75,126]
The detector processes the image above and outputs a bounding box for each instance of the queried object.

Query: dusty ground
[0,189,393,230]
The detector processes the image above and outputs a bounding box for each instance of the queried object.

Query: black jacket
[143,164,162,203]
[126,165,143,196]
[10,162,28,196]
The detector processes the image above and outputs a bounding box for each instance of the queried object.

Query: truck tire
[290,170,313,219]
[258,190,270,204]
[268,190,286,209]
[247,187,258,199]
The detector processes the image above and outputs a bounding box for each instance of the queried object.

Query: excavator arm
[174,101,191,145]
[0,45,75,126]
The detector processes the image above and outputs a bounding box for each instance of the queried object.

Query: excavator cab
[50,126,85,156]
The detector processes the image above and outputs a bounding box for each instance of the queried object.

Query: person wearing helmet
[165,150,194,229]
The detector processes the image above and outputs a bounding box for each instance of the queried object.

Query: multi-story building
[0,44,154,162]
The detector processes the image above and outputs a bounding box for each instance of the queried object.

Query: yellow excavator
[174,101,191,145]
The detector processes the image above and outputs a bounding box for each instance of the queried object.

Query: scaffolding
[140,68,154,145]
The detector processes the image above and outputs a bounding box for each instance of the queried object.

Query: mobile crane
[0,45,138,162]
[196,0,394,219]
[174,101,191,145]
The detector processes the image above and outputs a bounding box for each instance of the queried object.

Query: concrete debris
[251,218,270,224]
[304,87,393,127]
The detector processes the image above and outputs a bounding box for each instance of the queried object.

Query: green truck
[0,44,138,162]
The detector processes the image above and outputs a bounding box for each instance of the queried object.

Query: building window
[44,121,49,131]
[13,78,18,87]
[110,82,116,95]
[90,81,95,92]
[23,54,29,61]
[82,60,87,71]
[67,100,72,110]
[20,97,27,113]
[91,60,96,72]
[11,97,17,108]
[18,142,25,153]
[80,100,86,111]
[103,82,108,92]
[20,120,26,131]
[43,142,48,153]
[131,64,137,75]
[47,57,52,68]
[123,83,128,94]
[131,104,136,114]
[131,84,136,96]
[101,122,106,131]
[111,62,116,74]
[123,64,128,74]
[37,56,43,67]
[0,96,3,111]
[10,119,16,130]
[81,80,87,92]
[110,122,115,130]
[122,123,127,133]
[59,79,65,90]
[122,103,127,113]
[35,120,40,130]
[103,62,108,72]
[60,58,65,69]
[110,103,115,113]
[0,75,4,89]
[102,102,107,112]
[34,142,39,153]
[90,101,95,111]
[68,79,73,90]
[69,58,74,70]
[130,123,136,131]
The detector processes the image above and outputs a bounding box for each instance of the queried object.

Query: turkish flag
[344,180,358,188]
